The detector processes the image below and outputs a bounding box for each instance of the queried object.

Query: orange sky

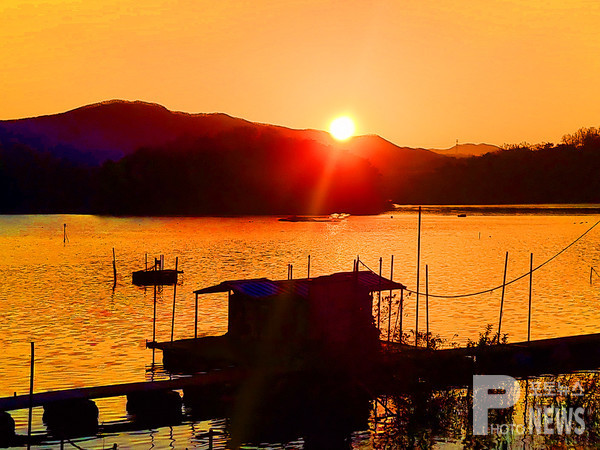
[1,0,599,148]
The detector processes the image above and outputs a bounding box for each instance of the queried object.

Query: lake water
[1,208,600,448]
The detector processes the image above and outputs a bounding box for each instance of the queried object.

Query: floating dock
[0,369,247,412]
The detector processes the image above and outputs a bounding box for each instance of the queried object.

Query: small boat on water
[278,215,317,222]
[132,256,182,286]
[279,213,350,222]
[132,268,181,286]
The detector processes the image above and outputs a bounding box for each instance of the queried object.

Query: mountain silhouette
[0,100,443,173]
[2,100,596,214]
[0,100,254,165]
[429,143,501,158]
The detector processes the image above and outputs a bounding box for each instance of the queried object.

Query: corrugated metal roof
[194,270,405,298]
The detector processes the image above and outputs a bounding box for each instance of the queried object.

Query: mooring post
[145,253,148,271]
[528,253,533,342]
[112,248,117,288]
[497,251,509,343]
[307,255,311,278]
[387,255,393,341]
[194,292,199,339]
[152,284,157,344]
[208,428,214,449]
[152,284,157,366]
[416,206,421,347]
[426,264,429,349]
[171,257,179,342]
[377,257,382,330]
[399,288,404,341]
[63,223,67,246]
[27,342,34,450]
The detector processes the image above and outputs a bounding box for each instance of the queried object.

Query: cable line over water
[359,216,600,299]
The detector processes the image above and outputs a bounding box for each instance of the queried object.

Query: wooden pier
[5,332,600,413]
[380,332,600,390]
[0,368,247,412]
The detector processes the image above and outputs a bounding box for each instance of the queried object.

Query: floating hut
[150,270,405,372]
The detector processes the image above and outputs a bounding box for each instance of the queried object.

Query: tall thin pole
[152,284,157,343]
[194,292,199,339]
[112,248,117,288]
[399,288,404,341]
[416,206,422,347]
[388,255,394,341]
[63,223,67,246]
[377,257,382,330]
[426,264,429,349]
[528,253,533,342]
[307,255,311,278]
[171,257,179,342]
[27,342,34,450]
[497,252,509,343]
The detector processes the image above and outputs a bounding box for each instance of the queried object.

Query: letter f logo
[473,375,521,435]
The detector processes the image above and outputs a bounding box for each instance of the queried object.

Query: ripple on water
[1,213,599,446]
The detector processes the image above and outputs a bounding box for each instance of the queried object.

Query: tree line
[0,126,598,215]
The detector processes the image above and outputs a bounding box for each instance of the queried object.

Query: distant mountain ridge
[4,99,593,215]
[0,100,448,169]
[429,143,501,158]
[0,100,255,165]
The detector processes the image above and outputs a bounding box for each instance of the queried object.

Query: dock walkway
[0,368,246,412]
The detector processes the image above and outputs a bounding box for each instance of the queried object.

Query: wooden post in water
[307,255,311,278]
[528,253,533,342]
[497,252,509,344]
[399,288,404,341]
[377,257,382,330]
[416,206,422,347]
[171,257,179,342]
[426,264,429,349]
[152,284,157,343]
[145,253,148,271]
[27,342,34,450]
[194,292,199,339]
[112,248,117,288]
[388,255,394,341]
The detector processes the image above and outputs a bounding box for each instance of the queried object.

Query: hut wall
[228,292,308,342]
[308,277,376,349]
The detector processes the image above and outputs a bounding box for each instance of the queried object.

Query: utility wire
[360,216,600,299]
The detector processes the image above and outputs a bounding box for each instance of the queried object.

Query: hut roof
[194,270,406,299]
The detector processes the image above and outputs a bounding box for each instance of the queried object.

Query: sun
[329,116,356,141]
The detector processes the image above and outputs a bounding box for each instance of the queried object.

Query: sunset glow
[329,116,355,141]
[1,1,600,147]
